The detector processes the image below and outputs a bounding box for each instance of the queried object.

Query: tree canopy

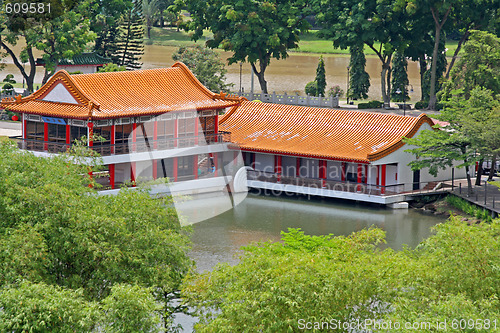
[176,0,310,93]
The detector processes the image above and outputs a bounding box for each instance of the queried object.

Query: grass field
[147,27,460,57]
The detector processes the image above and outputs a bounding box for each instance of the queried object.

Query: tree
[390,52,410,102]
[348,44,370,100]
[113,0,144,70]
[317,0,409,106]
[0,6,95,91]
[177,0,310,93]
[143,0,159,39]
[98,63,126,72]
[182,219,500,331]
[172,45,233,93]
[0,139,193,328]
[421,34,447,102]
[315,56,326,97]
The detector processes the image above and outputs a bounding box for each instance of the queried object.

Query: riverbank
[147,27,461,57]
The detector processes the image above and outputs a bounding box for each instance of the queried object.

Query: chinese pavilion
[1,62,244,191]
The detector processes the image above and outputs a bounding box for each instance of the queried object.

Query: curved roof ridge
[171,61,216,99]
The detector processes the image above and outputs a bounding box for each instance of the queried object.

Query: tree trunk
[475,158,484,186]
[488,154,497,181]
[465,164,473,197]
[419,56,427,100]
[147,25,151,39]
[251,62,268,94]
[445,29,470,79]
[428,7,451,111]
[386,53,392,104]
[380,61,391,107]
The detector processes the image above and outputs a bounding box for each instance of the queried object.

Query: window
[26,121,44,141]
[47,123,66,143]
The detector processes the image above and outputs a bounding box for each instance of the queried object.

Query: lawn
[147,28,460,57]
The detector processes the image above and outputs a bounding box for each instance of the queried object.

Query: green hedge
[358,100,383,109]
[445,195,492,222]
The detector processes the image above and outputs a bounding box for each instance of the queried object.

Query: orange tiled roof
[1,62,243,119]
[219,101,435,162]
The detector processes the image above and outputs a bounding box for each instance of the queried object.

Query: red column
[320,160,327,187]
[131,162,136,187]
[109,164,115,189]
[357,163,362,191]
[110,124,116,154]
[296,157,301,177]
[87,122,93,147]
[275,155,282,182]
[153,121,158,149]
[174,118,178,147]
[23,116,27,139]
[364,164,368,184]
[193,155,198,179]
[132,123,137,152]
[65,124,70,145]
[214,113,219,142]
[173,157,178,181]
[376,165,380,186]
[152,160,157,180]
[381,164,387,194]
[44,122,48,150]
[341,162,346,181]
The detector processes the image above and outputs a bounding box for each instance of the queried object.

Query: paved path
[0,120,21,137]
[448,178,500,215]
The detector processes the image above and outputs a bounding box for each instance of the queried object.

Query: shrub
[305,81,317,96]
[358,100,383,109]
[415,100,428,109]
[327,85,344,98]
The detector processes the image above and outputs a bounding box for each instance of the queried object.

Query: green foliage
[112,0,144,70]
[327,85,344,98]
[0,281,99,333]
[183,218,500,331]
[178,0,310,93]
[445,195,493,222]
[443,30,500,98]
[391,52,410,102]
[172,45,233,93]
[315,56,326,97]
[421,33,447,102]
[415,100,428,109]
[304,81,317,96]
[0,140,193,328]
[348,44,370,100]
[102,284,162,333]
[358,100,383,109]
[98,63,126,72]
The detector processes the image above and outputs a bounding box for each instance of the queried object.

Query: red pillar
[153,121,158,149]
[341,162,346,182]
[364,164,368,184]
[131,162,136,187]
[23,116,27,139]
[173,157,178,181]
[381,164,387,194]
[376,165,380,186]
[65,124,70,145]
[132,123,137,152]
[357,163,362,191]
[44,122,48,150]
[296,157,301,177]
[110,124,116,154]
[275,155,282,182]
[214,113,219,142]
[109,164,115,189]
[193,155,198,179]
[152,160,157,180]
[320,160,327,187]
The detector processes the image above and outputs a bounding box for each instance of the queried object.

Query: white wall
[56,65,98,74]
[282,156,297,177]
[371,123,467,188]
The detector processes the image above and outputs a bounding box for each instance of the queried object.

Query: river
[2,44,423,100]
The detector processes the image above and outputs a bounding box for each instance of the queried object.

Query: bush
[358,100,383,109]
[327,85,344,98]
[305,81,317,96]
[415,100,428,109]
[445,195,492,222]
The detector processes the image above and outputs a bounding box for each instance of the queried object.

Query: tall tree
[176,0,310,93]
[113,0,144,70]
[143,0,159,39]
[390,52,409,102]
[317,0,408,106]
[348,44,370,100]
[172,45,233,93]
[315,55,326,97]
